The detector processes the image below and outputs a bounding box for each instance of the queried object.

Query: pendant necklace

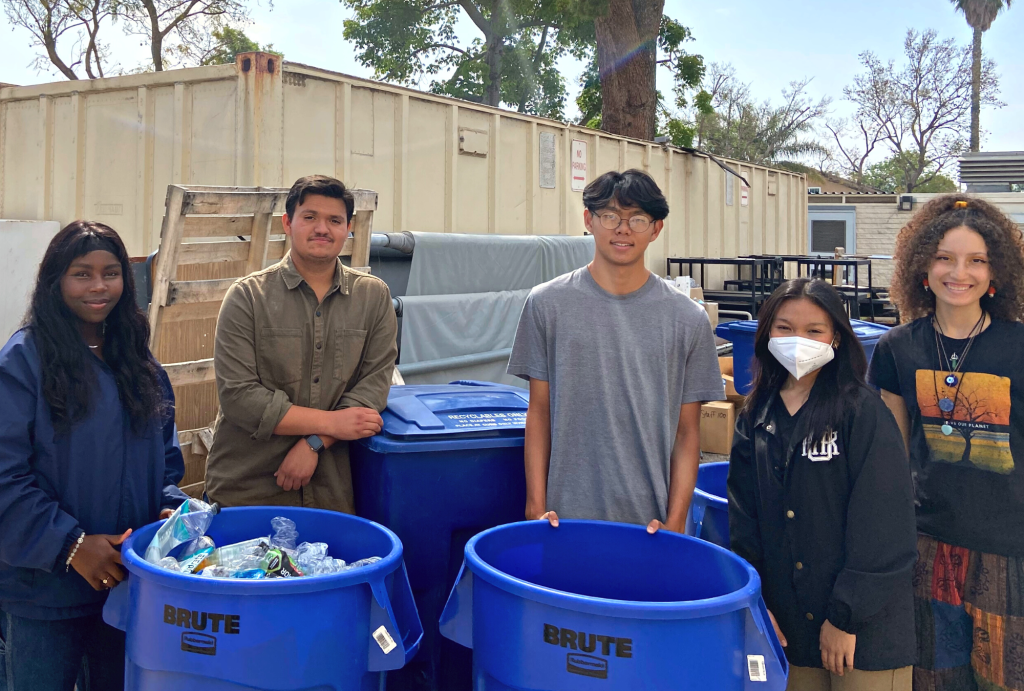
[932,312,985,435]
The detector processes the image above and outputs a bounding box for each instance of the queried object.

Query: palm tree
[950,0,1013,151]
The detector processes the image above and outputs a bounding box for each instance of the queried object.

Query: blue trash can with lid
[102,506,422,690]
[350,382,530,691]
[716,319,890,394]
[439,520,788,690]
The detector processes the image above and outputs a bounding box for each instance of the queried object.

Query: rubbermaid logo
[181,632,217,656]
[567,653,608,679]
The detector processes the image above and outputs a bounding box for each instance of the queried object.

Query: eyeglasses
[596,212,654,233]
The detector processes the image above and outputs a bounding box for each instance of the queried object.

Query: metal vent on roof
[959,151,1024,184]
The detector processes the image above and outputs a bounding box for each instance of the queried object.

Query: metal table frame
[666,257,784,318]
[743,255,878,322]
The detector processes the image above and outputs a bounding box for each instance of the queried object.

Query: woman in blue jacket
[0,221,186,690]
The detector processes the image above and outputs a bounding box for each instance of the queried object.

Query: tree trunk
[44,38,80,80]
[152,31,164,71]
[970,26,982,152]
[960,429,973,464]
[593,0,663,140]
[518,26,549,113]
[483,37,504,107]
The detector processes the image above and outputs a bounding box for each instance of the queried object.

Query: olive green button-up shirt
[205,253,397,512]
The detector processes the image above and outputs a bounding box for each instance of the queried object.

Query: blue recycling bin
[103,507,422,690]
[686,462,730,547]
[439,520,788,690]
[350,382,529,691]
[716,319,890,394]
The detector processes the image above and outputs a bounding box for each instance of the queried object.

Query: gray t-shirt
[508,267,725,526]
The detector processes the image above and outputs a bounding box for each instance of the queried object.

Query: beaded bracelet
[65,531,85,572]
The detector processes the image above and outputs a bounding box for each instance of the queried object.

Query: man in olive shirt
[205,175,397,511]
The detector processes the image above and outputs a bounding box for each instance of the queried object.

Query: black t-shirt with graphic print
[869,317,1024,556]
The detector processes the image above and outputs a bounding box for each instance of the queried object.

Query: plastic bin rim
[694,461,728,508]
[463,520,762,620]
[692,486,728,508]
[121,507,405,594]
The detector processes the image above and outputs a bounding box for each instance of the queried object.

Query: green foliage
[661,62,829,165]
[657,16,704,110]
[341,0,587,114]
[664,118,696,148]
[201,26,278,66]
[949,0,1013,32]
[575,56,601,127]
[340,0,704,125]
[863,152,959,193]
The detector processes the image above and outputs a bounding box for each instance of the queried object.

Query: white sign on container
[539,132,556,189]
[0,220,61,341]
[571,140,588,192]
[741,180,750,207]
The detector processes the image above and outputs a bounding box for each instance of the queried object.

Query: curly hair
[890,194,1024,323]
[28,221,166,433]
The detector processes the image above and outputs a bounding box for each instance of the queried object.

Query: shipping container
[1,52,807,279]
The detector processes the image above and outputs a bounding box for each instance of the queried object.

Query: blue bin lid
[849,319,890,342]
[357,382,529,453]
[716,319,889,342]
[715,321,758,338]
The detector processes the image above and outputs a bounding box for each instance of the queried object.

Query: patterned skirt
[913,534,1024,691]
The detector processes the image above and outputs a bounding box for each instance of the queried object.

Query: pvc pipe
[370,232,415,254]
[397,348,513,377]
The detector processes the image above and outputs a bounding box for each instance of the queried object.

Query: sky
[1,0,1021,154]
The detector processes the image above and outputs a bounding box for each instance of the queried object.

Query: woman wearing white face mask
[728,278,918,691]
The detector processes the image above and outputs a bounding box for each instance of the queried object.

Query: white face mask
[768,336,835,380]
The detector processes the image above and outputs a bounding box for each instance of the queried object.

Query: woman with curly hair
[0,222,186,690]
[868,195,1024,691]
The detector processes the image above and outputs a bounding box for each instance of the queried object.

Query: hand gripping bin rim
[103,506,423,672]
[439,519,789,690]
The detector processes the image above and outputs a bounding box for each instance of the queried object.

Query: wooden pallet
[148,185,378,495]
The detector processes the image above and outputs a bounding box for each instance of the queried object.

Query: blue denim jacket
[0,329,186,620]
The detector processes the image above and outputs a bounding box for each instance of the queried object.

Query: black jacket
[727,382,917,671]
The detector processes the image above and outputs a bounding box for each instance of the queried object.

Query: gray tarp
[404,233,595,296]
[399,233,594,386]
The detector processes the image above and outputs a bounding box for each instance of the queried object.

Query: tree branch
[457,0,491,36]
[410,43,469,57]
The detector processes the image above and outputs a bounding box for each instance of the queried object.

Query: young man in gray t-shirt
[507,169,724,532]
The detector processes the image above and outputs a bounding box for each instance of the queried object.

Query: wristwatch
[305,434,325,454]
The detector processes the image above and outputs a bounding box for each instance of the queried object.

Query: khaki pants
[787,665,912,691]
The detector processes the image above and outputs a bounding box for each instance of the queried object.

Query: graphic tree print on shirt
[916,370,1014,474]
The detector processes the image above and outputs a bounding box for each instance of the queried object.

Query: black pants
[0,610,125,691]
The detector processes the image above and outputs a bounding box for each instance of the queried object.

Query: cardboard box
[718,356,746,405]
[689,287,704,302]
[705,301,719,327]
[700,401,736,455]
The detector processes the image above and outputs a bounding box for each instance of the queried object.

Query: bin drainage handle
[690,503,706,540]
[438,561,473,649]
[102,577,131,632]
[367,562,424,672]
[745,597,790,690]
